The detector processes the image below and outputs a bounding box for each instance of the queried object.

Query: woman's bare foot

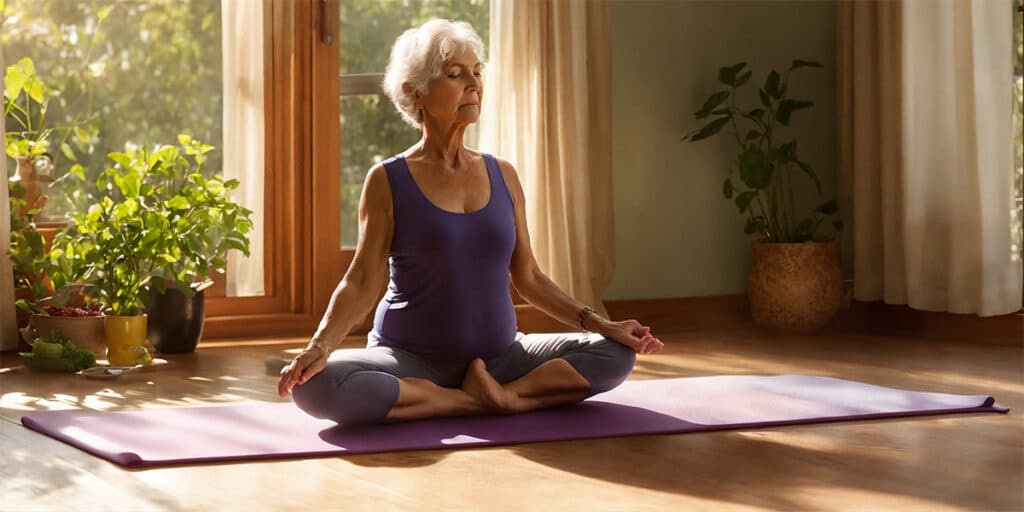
[460,358,522,414]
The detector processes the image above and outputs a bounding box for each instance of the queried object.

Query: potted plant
[7,180,48,334]
[683,60,844,332]
[5,57,61,219]
[60,158,168,365]
[135,135,253,353]
[64,137,253,355]
[9,176,106,356]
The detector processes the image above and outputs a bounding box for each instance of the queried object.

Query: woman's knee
[564,338,637,395]
[292,368,399,428]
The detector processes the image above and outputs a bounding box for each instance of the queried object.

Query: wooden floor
[1,329,1021,512]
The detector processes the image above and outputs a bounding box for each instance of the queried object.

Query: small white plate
[81,366,137,379]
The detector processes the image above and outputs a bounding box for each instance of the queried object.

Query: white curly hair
[382,19,486,129]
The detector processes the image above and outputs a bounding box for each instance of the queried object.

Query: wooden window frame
[202,0,342,339]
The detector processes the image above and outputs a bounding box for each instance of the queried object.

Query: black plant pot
[147,287,205,354]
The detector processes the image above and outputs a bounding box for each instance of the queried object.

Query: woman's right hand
[278,347,329,397]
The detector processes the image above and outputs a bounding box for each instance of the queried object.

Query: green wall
[605,0,842,300]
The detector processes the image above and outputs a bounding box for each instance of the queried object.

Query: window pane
[340,94,419,248]
[3,1,223,221]
[339,0,490,75]
[3,0,266,297]
[339,0,489,249]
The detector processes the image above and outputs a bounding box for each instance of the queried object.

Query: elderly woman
[278,19,663,428]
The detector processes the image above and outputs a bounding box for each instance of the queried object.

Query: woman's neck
[409,119,472,169]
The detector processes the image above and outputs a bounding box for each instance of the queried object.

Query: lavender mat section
[21,374,1008,468]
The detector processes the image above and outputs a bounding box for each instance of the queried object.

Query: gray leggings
[291,331,636,428]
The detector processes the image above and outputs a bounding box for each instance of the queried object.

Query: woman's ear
[402,83,419,106]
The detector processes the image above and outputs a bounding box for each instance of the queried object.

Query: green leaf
[815,199,838,215]
[734,70,752,87]
[764,71,781,98]
[60,142,76,161]
[18,57,35,76]
[166,196,190,210]
[735,191,757,214]
[695,91,730,119]
[73,125,91,144]
[746,109,765,121]
[114,168,142,197]
[5,64,26,99]
[744,130,761,142]
[775,99,813,126]
[159,253,179,263]
[722,178,734,199]
[791,60,823,69]
[688,116,730,142]
[758,89,771,108]
[107,152,132,168]
[27,79,44,103]
[737,148,773,189]
[717,62,747,86]
[177,134,192,145]
[97,5,113,20]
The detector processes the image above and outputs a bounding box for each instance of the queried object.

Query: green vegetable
[24,331,97,371]
[32,339,64,359]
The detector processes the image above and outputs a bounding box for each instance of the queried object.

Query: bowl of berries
[23,302,106,357]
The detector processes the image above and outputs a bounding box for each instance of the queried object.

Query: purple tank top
[368,153,518,361]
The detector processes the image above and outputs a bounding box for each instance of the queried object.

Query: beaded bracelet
[578,305,595,330]
[308,341,333,357]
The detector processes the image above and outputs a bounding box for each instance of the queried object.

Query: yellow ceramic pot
[104,314,147,366]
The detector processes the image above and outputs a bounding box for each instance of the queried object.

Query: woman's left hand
[599,319,664,354]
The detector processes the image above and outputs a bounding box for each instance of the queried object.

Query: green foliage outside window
[2,0,223,222]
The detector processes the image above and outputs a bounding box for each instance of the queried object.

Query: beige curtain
[221,0,265,296]
[478,0,615,318]
[1,40,17,351]
[838,0,1021,316]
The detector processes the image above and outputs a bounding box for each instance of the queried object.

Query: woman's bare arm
[496,158,613,334]
[306,164,394,352]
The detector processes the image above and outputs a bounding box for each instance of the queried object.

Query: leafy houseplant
[143,135,253,295]
[683,60,842,242]
[62,136,254,354]
[683,60,844,332]
[133,135,253,353]
[60,152,171,364]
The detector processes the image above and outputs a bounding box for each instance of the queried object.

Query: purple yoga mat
[20,374,1008,468]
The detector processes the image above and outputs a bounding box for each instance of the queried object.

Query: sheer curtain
[478,0,616,318]
[838,0,1022,316]
[1,40,18,350]
[221,0,265,296]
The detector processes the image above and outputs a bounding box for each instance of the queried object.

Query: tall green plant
[142,134,253,295]
[7,180,48,299]
[61,136,253,314]
[683,60,843,243]
[61,154,168,315]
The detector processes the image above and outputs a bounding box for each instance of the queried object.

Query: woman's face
[418,48,483,128]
